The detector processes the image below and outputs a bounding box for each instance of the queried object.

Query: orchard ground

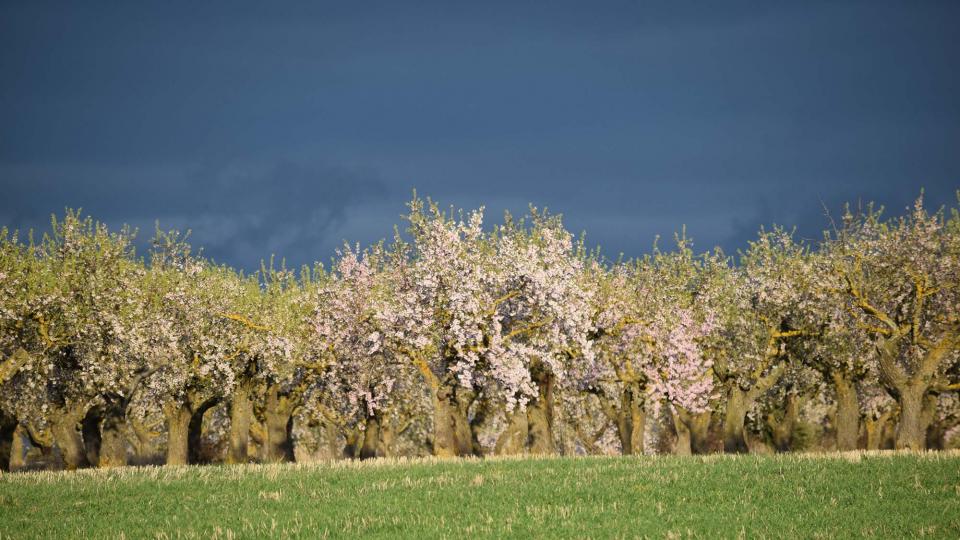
[1,451,958,538]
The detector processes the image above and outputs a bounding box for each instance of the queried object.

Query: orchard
[1,193,958,472]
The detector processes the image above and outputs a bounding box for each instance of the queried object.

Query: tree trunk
[164,402,191,466]
[359,415,385,460]
[432,387,476,458]
[50,408,89,470]
[227,381,253,464]
[468,397,492,457]
[310,420,344,461]
[527,372,556,455]
[895,386,927,450]
[687,411,712,454]
[614,385,645,455]
[431,386,459,457]
[864,409,892,451]
[671,406,692,456]
[343,428,362,459]
[263,385,296,462]
[495,407,529,455]
[723,387,751,454]
[98,404,129,467]
[130,417,158,463]
[832,371,860,451]
[9,424,28,471]
[767,393,799,453]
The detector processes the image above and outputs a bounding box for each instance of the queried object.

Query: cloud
[0,158,392,270]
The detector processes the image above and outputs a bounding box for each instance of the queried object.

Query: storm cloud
[2,1,957,269]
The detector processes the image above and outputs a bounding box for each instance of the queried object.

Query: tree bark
[864,409,892,451]
[895,386,927,450]
[616,385,645,455]
[722,363,785,454]
[98,402,130,467]
[164,402,191,466]
[830,371,860,451]
[687,410,713,454]
[526,371,556,455]
[767,393,799,453]
[722,387,751,453]
[343,427,362,459]
[359,415,385,460]
[432,386,475,457]
[263,384,296,462]
[9,424,28,471]
[130,416,158,463]
[494,407,529,456]
[671,406,692,456]
[227,381,253,464]
[467,395,491,456]
[50,406,90,470]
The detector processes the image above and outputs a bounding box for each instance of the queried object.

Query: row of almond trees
[1,194,958,471]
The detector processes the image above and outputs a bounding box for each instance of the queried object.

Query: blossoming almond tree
[705,227,814,453]
[829,196,960,449]
[584,235,719,456]
[798,247,879,451]
[140,229,242,465]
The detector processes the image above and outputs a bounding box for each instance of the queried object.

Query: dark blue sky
[2,1,958,270]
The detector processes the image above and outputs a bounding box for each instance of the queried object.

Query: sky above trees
[1,0,958,270]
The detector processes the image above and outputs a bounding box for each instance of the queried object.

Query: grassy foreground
[1,452,959,539]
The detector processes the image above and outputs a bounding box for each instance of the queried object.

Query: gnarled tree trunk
[615,384,645,456]
[526,370,556,455]
[687,410,713,454]
[766,393,799,453]
[895,386,928,450]
[671,406,692,456]
[722,387,751,454]
[81,406,104,466]
[831,371,860,451]
[9,424,28,471]
[342,427,362,459]
[227,381,253,464]
[864,409,892,450]
[130,416,159,463]
[359,415,386,460]
[432,386,475,457]
[495,407,529,456]
[722,364,785,454]
[164,402,191,466]
[263,384,296,462]
[495,367,557,456]
[50,405,90,470]
[98,402,130,467]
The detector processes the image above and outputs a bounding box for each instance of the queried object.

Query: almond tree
[705,227,813,453]
[140,229,240,465]
[247,262,316,463]
[585,238,719,456]
[483,209,597,455]
[313,243,425,459]
[830,196,960,449]
[796,247,878,450]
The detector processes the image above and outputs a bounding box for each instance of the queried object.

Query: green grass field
[1,452,959,539]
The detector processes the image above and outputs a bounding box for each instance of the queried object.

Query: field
[1,452,959,539]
